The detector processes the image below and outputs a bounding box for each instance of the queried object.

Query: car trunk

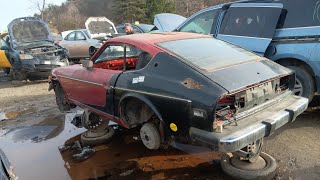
[205,60,295,126]
[85,17,117,39]
[154,13,186,32]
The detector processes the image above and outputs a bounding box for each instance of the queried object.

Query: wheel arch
[119,93,164,124]
[89,46,96,57]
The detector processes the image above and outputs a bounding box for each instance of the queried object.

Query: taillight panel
[213,74,294,132]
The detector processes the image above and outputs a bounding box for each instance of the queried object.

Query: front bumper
[20,58,69,73]
[189,95,308,153]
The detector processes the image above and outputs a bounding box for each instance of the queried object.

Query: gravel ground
[0,71,319,179]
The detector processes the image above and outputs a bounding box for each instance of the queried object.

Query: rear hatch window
[157,37,261,72]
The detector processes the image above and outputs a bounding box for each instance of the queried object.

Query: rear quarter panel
[114,52,227,138]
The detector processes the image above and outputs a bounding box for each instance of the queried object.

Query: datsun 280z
[49,32,308,179]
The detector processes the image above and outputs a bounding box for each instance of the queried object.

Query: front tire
[2,68,10,74]
[54,82,75,112]
[11,70,27,81]
[287,66,315,101]
[89,47,97,57]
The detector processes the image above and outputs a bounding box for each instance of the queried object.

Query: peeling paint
[181,78,203,89]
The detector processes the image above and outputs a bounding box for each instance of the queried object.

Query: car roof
[96,32,211,57]
[108,32,211,45]
[106,32,211,56]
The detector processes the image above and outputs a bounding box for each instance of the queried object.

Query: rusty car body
[49,32,308,154]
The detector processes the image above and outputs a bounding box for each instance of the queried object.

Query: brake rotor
[81,111,109,132]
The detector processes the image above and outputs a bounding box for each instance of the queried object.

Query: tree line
[37,0,233,33]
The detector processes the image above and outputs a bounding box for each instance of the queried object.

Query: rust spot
[181,78,203,89]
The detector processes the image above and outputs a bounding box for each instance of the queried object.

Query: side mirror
[82,60,93,70]
[1,46,9,51]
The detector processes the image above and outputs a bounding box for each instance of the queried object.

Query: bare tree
[30,0,47,20]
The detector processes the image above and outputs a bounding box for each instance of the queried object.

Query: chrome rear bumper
[189,95,308,152]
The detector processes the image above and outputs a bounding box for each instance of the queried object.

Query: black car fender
[119,92,164,124]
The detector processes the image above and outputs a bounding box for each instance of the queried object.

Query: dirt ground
[0,71,319,180]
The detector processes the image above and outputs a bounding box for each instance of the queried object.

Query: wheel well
[120,97,155,128]
[89,46,96,57]
[275,58,318,92]
[275,58,315,77]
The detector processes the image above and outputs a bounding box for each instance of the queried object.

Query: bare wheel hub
[140,123,161,150]
[81,110,109,132]
[234,138,263,163]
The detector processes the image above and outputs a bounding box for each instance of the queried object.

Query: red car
[49,32,308,179]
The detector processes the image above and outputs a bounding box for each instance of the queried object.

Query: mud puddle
[61,133,226,180]
[0,113,86,180]
[0,113,228,180]
[0,108,37,121]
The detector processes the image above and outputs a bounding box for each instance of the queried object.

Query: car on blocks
[49,32,308,179]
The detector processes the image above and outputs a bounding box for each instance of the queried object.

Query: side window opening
[1,36,10,47]
[219,7,282,38]
[76,32,86,40]
[65,32,75,41]
[180,9,219,35]
[93,44,150,71]
[274,0,320,28]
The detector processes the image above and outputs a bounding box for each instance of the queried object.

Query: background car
[116,23,156,34]
[1,17,69,80]
[0,32,12,74]
[116,13,186,34]
[85,17,118,40]
[175,0,320,103]
[59,29,102,62]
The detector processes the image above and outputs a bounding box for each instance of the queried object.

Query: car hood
[154,13,186,32]
[8,17,53,49]
[205,59,293,93]
[85,17,117,39]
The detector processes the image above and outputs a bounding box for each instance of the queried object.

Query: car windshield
[157,37,261,72]
[137,24,155,32]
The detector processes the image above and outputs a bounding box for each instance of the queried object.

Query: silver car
[59,29,101,61]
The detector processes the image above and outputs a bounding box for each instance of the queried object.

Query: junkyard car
[0,33,12,74]
[59,29,102,61]
[85,17,118,40]
[115,13,186,34]
[116,23,156,34]
[0,17,69,80]
[176,0,320,103]
[49,32,308,159]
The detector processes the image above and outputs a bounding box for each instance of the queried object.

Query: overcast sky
[0,0,66,31]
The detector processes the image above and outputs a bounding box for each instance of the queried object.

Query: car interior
[93,46,152,71]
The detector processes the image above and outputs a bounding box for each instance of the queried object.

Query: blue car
[0,17,69,80]
[176,0,320,102]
